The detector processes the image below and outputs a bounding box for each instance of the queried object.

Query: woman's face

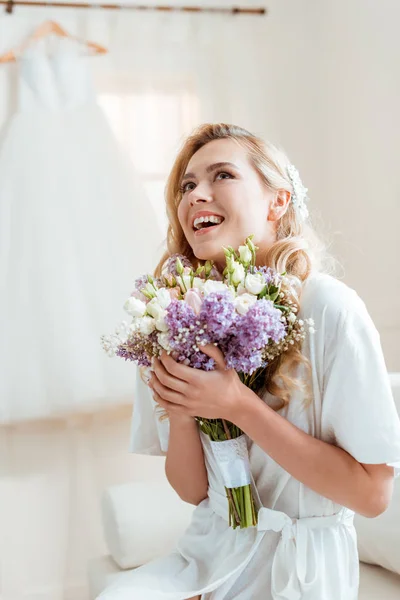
[177,138,286,270]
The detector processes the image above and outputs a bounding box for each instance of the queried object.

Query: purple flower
[118,277,287,377]
[116,331,159,367]
[217,299,286,374]
[164,301,209,366]
[199,292,236,341]
[253,266,276,286]
[222,342,265,374]
[238,299,286,347]
[133,274,162,295]
[134,275,150,292]
[161,254,193,278]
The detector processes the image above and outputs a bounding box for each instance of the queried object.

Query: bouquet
[101,235,314,529]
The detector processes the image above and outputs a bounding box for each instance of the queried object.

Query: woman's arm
[165,413,209,506]
[232,389,394,518]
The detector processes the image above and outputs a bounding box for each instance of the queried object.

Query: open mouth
[192,215,225,236]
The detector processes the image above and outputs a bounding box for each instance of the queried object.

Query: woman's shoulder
[299,271,369,329]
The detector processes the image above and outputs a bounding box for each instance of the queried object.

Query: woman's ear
[267,190,291,222]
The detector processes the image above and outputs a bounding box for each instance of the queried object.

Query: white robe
[98,272,400,600]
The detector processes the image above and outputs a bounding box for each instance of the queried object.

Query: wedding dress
[0,36,163,422]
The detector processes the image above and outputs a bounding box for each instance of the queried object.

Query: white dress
[98,272,400,600]
[0,37,162,423]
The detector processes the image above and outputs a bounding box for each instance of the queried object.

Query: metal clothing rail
[1,1,267,15]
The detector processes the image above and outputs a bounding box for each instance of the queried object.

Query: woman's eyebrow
[181,162,239,183]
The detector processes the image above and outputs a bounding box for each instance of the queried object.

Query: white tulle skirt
[0,103,164,423]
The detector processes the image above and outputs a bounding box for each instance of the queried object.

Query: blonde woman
[98,124,400,600]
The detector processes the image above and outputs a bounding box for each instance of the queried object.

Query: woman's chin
[192,243,225,266]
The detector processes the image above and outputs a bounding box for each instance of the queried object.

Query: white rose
[138,316,156,335]
[203,280,230,296]
[157,332,172,352]
[234,293,258,315]
[231,261,245,286]
[238,245,252,264]
[123,297,147,318]
[156,288,171,309]
[155,313,169,332]
[146,298,165,320]
[245,273,266,295]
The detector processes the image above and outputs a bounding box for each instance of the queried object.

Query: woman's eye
[180,172,233,194]
[215,171,233,180]
[180,182,195,194]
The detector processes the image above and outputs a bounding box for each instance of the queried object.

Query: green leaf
[258,287,268,299]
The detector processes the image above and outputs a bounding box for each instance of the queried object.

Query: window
[98,85,200,233]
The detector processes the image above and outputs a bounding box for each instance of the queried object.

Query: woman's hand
[148,345,247,421]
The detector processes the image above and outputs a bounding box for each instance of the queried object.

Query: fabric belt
[208,487,354,600]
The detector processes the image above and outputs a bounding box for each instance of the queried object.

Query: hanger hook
[5,0,14,14]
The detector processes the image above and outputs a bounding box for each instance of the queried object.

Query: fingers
[198,343,227,370]
[160,352,195,383]
[153,356,187,394]
[149,373,186,406]
[151,389,190,417]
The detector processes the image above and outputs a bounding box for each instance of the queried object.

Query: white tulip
[238,245,252,264]
[156,288,171,309]
[231,261,245,286]
[245,273,266,295]
[234,293,258,315]
[123,297,147,318]
[146,298,165,320]
[155,313,169,332]
[138,316,156,335]
[203,280,230,296]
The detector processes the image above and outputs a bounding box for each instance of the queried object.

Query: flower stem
[222,419,231,439]
[226,487,241,527]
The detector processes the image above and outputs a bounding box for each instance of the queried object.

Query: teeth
[193,215,224,230]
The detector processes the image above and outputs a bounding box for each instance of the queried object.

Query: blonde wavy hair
[153,123,336,412]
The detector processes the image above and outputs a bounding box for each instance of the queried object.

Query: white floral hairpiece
[287,164,310,221]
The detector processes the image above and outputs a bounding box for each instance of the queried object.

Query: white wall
[257,0,400,370]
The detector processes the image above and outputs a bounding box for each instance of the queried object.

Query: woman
[98,123,400,599]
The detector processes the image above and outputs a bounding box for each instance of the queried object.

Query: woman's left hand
[148,345,247,421]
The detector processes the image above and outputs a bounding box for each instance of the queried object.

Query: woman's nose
[189,185,213,206]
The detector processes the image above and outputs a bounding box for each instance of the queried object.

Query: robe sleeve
[128,365,170,456]
[320,293,400,478]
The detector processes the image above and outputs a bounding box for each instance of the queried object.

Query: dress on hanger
[0,36,163,422]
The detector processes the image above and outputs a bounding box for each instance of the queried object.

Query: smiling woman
[98,123,400,600]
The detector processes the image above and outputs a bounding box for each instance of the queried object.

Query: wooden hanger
[0,20,108,64]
